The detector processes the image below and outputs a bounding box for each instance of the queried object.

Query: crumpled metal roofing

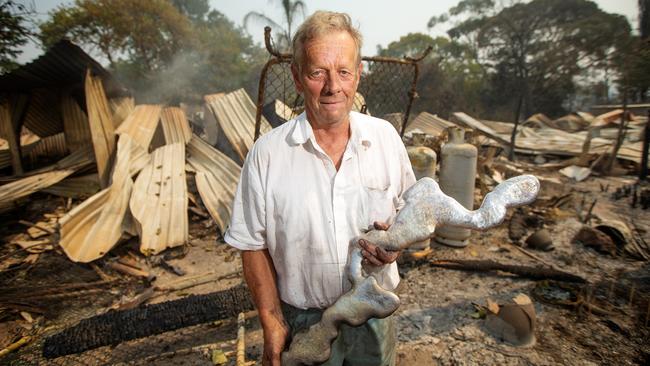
[130,142,188,255]
[0,40,123,96]
[405,111,455,137]
[22,89,63,137]
[186,134,240,234]
[59,135,136,262]
[204,88,272,164]
[0,145,94,212]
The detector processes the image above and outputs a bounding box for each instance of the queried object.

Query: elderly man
[225,10,415,366]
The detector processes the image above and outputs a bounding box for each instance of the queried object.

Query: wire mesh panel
[254,27,429,140]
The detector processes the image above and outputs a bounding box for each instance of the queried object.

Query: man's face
[292,31,362,127]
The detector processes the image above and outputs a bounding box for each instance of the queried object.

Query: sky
[17,0,640,63]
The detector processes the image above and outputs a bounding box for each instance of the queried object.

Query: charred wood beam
[42,285,253,359]
[429,259,587,283]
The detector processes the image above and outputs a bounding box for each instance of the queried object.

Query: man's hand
[261,311,290,366]
[358,221,401,266]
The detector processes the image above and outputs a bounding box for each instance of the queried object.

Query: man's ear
[356,62,363,84]
[291,63,304,94]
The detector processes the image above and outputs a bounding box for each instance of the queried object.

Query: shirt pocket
[359,181,396,229]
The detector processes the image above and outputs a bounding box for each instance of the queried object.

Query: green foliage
[0,0,34,73]
[423,0,633,119]
[39,0,265,104]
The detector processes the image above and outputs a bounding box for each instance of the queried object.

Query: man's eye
[339,70,353,79]
[310,71,325,79]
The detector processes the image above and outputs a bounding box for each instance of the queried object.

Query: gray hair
[292,10,363,70]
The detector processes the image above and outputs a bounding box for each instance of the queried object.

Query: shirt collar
[287,111,372,149]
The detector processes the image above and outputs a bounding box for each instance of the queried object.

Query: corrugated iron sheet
[25,132,68,164]
[0,169,75,213]
[0,98,23,173]
[130,142,188,255]
[0,40,123,97]
[43,174,100,198]
[85,69,116,188]
[110,96,135,128]
[22,89,64,137]
[61,94,92,152]
[449,112,643,164]
[406,112,455,137]
[204,88,272,164]
[160,107,191,144]
[59,135,135,262]
[116,104,163,150]
[186,135,240,234]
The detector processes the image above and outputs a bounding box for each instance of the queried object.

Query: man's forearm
[241,249,286,326]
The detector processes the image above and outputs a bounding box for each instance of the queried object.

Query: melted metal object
[282,175,540,365]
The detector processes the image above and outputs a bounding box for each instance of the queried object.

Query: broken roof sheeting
[186,135,240,234]
[0,40,122,96]
[59,135,135,262]
[61,94,92,152]
[130,142,188,255]
[116,104,163,150]
[22,89,64,138]
[0,169,75,213]
[160,107,191,145]
[451,112,644,164]
[205,88,272,163]
[405,112,455,137]
[109,97,135,128]
[85,69,116,188]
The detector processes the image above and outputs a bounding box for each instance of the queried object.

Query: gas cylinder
[434,127,477,247]
[406,133,437,180]
[405,133,437,250]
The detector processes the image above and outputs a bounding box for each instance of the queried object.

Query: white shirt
[225,111,416,309]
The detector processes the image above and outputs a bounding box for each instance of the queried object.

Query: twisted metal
[282,174,541,365]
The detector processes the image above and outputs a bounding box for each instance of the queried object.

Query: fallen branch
[0,280,116,301]
[237,312,246,366]
[107,261,153,279]
[155,270,241,292]
[429,259,586,283]
[17,220,55,235]
[0,336,31,358]
[510,244,559,271]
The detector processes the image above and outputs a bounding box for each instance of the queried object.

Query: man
[225,10,415,366]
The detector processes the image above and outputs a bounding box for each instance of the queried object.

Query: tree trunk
[509,93,523,161]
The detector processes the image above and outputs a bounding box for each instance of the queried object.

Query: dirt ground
[1,169,649,365]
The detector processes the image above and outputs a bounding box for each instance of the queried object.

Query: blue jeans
[281,302,396,366]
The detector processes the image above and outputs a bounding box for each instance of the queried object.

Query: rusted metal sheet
[0,40,123,96]
[43,174,100,198]
[59,135,136,262]
[160,107,191,144]
[406,111,455,137]
[109,96,135,128]
[22,89,64,137]
[85,69,116,189]
[61,94,92,152]
[0,169,75,213]
[26,132,68,164]
[116,104,163,150]
[204,89,272,164]
[451,112,644,164]
[186,135,240,234]
[0,98,23,174]
[130,142,188,255]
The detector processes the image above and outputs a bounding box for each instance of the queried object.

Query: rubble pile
[0,40,649,365]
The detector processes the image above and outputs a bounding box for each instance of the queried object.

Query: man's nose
[324,71,342,94]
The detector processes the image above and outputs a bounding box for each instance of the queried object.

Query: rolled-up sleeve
[224,143,267,250]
